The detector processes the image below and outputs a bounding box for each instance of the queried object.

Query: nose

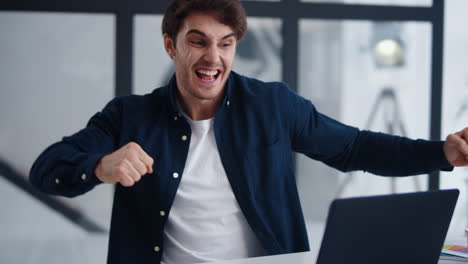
[203,44,221,64]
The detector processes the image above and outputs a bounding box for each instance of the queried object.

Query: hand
[444,127,468,167]
[94,142,154,187]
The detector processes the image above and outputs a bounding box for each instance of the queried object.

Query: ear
[164,34,176,59]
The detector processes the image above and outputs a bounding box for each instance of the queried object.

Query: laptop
[316,189,459,264]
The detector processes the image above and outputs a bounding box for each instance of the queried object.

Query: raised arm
[288,88,454,176]
[30,97,122,197]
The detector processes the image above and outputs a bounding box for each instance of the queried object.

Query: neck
[177,91,223,121]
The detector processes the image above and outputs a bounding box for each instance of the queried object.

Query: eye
[190,41,204,46]
[222,41,234,48]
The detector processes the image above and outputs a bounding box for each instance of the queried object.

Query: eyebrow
[186,29,236,40]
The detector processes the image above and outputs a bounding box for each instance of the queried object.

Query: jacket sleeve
[287,86,453,176]
[29,97,122,197]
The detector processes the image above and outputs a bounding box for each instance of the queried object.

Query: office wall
[0,12,114,263]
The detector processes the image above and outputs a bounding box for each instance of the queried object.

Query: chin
[195,88,224,100]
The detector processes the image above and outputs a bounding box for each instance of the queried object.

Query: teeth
[196,70,218,76]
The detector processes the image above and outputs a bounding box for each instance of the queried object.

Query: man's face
[164,12,237,104]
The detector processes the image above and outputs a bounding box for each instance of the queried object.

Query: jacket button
[81,173,87,180]
[55,178,60,184]
[173,172,179,179]
[181,135,188,141]
[160,211,166,216]
[154,246,160,252]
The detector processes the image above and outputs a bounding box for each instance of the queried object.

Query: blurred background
[1,0,467,262]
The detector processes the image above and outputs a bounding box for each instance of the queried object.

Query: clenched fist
[444,127,468,167]
[94,142,154,187]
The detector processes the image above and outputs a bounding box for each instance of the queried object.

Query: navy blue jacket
[30,72,452,263]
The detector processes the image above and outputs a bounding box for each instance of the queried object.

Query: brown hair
[162,0,247,44]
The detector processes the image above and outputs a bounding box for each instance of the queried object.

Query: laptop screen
[316,189,459,264]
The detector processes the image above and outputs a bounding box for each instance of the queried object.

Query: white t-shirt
[161,115,265,264]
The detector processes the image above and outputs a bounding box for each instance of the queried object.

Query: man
[30,0,468,263]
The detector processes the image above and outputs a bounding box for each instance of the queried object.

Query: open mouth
[195,69,221,83]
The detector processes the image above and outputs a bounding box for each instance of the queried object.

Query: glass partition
[0,11,115,263]
[297,19,432,223]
